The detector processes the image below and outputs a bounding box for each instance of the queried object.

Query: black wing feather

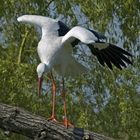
[103,49,124,69]
[88,43,132,70]
[88,29,107,41]
[58,21,70,36]
[108,45,132,65]
[100,51,113,70]
[58,21,80,46]
[106,48,127,68]
[109,44,132,56]
[88,45,105,66]
[96,53,105,66]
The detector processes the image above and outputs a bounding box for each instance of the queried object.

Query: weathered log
[0,103,115,140]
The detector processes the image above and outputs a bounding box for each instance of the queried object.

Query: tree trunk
[0,103,115,140]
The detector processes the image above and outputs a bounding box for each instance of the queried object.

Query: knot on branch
[83,133,92,140]
[34,128,48,140]
[73,127,93,140]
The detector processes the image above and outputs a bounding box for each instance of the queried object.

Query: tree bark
[0,103,115,140]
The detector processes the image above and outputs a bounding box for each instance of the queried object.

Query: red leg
[47,72,58,122]
[61,78,73,128]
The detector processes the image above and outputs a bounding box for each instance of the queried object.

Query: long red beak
[38,76,43,97]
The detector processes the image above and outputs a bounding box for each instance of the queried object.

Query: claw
[47,115,59,123]
[63,117,74,128]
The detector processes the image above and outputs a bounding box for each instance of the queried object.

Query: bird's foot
[47,115,59,123]
[63,117,74,128]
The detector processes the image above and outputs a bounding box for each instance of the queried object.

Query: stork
[17,15,132,127]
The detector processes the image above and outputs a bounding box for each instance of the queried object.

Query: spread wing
[61,26,132,70]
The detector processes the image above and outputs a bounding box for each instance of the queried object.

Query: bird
[17,15,132,127]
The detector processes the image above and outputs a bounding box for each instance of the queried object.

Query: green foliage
[0,0,139,139]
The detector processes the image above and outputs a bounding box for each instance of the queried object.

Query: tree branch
[17,29,29,64]
[0,103,115,140]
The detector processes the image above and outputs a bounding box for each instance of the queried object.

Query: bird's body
[17,15,132,127]
[37,32,87,76]
[37,35,62,67]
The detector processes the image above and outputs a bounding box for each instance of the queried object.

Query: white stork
[17,15,132,127]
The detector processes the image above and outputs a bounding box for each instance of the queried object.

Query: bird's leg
[47,72,58,122]
[61,78,73,128]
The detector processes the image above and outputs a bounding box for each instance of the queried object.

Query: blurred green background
[0,0,139,139]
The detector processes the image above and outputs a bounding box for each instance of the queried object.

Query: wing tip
[88,44,133,70]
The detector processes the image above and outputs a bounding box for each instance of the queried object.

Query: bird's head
[36,63,47,97]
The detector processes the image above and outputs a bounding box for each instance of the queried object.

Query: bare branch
[0,103,115,140]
